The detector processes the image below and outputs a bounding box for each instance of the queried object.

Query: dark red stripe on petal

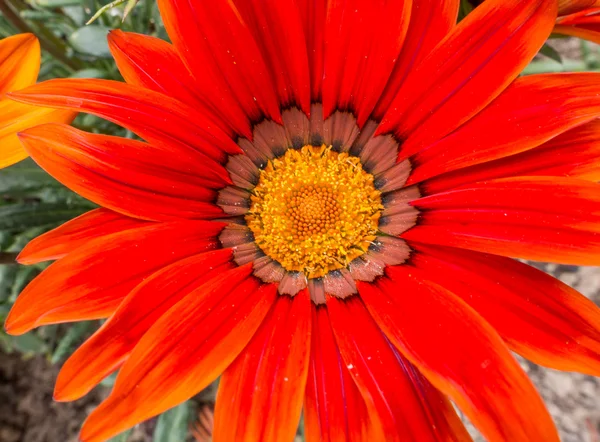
[373,0,460,119]
[379,0,556,149]
[421,119,600,194]
[407,73,600,183]
[322,0,411,127]
[79,273,276,442]
[358,267,559,442]
[9,79,241,162]
[214,290,311,442]
[326,296,471,442]
[297,0,326,102]
[19,124,225,221]
[233,0,311,115]
[5,220,225,335]
[406,177,600,265]
[107,30,243,139]
[409,243,600,376]
[18,208,147,264]
[157,0,282,124]
[54,249,235,402]
[304,305,374,442]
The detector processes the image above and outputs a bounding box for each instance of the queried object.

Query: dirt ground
[0,353,156,442]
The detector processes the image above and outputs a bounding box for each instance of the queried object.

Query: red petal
[232,0,311,115]
[4,220,224,335]
[322,0,411,126]
[9,79,241,162]
[157,0,282,124]
[297,0,326,102]
[80,272,277,442]
[214,290,311,442]
[410,243,600,375]
[407,73,600,184]
[107,30,242,139]
[0,33,39,94]
[373,0,459,119]
[304,305,374,442]
[558,1,600,15]
[18,208,147,264]
[19,124,224,221]
[358,266,559,442]
[326,296,471,442]
[422,119,600,194]
[406,177,600,265]
[54,249,235,402]
[378,0,556,150]
[553,23,600,44]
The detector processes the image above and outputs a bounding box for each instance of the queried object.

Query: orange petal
[157,0,282,124]
[55,249,235,402]
[373,0,460,119]
[9,79,241,164]
[0,99,74,168]
[5,220,225,335]
[18,208,147,264]
[322,0,411,126]
[378,0,556,151]
[304,304,375,442]
[326,296,472,442]
[0,33,39,95]
[232,0,311,115]
[558,0,600,16]
[19,124,224,221]
[107,30,243,139]
[553,22,600,44]
[410,243,600,376]
[422,119,600,194]
[214,290,311,442]
[407,73,600,184]
[80,272,276,442]
[406,177,600,265]
[297,0,326,101]
[358,266,559,442]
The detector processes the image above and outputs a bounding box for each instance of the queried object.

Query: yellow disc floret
[246,145,383,279]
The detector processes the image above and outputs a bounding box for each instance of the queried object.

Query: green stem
[1,0,84,71]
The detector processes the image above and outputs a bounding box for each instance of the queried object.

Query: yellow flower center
[246,145,383,279]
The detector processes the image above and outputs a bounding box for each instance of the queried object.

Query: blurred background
[0,0,599,441]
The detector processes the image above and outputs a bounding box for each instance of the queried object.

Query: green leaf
[12,333,48,354]
[70,68,111,79]
[69,26,112,57]
[539,43,563,64]
[106,428,133,442]
[0,159,62,194]
[51,322,92,364]
[0,202,90,232]
[153,401,192,442]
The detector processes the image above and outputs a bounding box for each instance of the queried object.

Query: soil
[0,353,155,442]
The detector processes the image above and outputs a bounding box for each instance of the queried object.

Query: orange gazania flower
[0,33,74,168]
[6,0,600,441]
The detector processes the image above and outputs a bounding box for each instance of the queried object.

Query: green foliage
[153,402,193,442]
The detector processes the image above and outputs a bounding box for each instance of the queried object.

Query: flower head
[6,1,600,441]
[0,33,74,168]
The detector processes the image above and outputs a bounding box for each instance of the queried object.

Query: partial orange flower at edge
[0,33,75,168]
